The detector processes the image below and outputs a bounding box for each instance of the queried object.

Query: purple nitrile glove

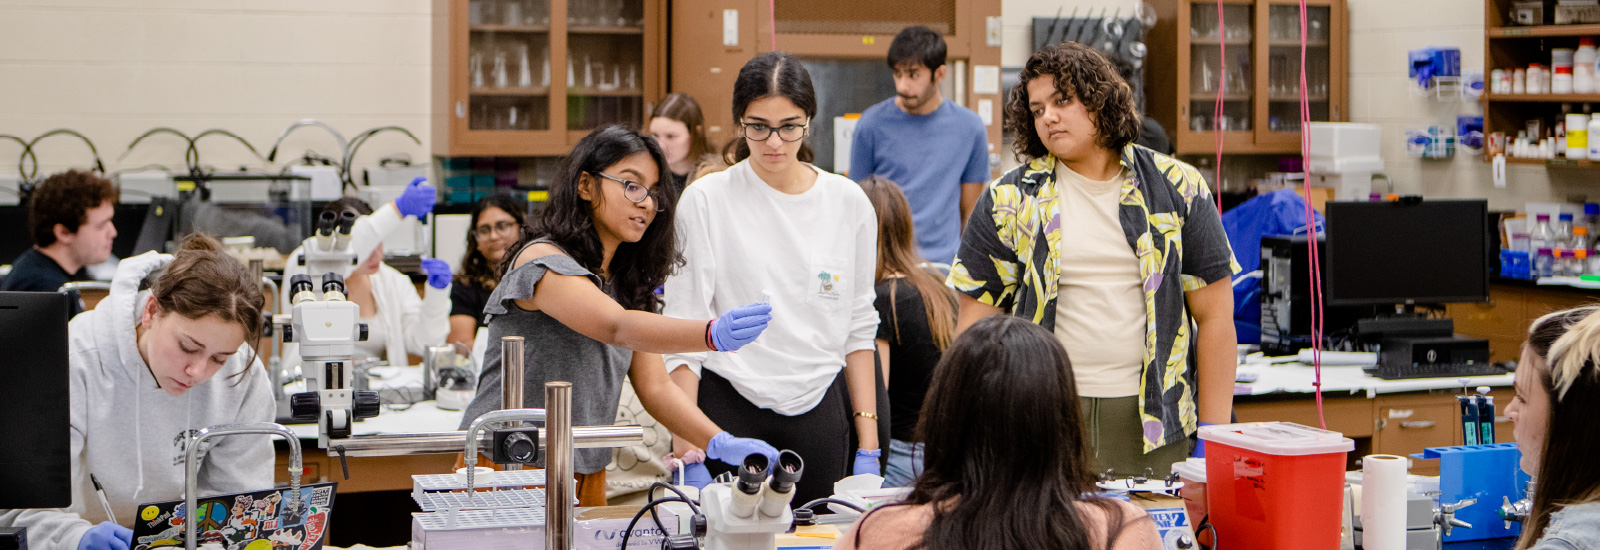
[421,258,452,289]
[1193,421,1217,458]
[709,302,772,352]
[395,176,437,218]
[853,448,882,476]
[77,522,132,550]
[705,431,779,469]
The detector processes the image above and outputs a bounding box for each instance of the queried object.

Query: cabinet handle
[1180,104,1187,121]
[1387,409,1415,419]
[1376,418,1387,431]
[1400,420,1436,429]
[456,101,466,119]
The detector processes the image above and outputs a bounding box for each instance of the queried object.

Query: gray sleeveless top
[456,240,632,474]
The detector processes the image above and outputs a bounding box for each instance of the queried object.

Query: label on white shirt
[1054,164,1146,398]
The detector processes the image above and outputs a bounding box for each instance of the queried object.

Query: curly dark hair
[1005,41,1141,161]
[28,169,117,247]
[457,194,528,291]
[504,125,681,313]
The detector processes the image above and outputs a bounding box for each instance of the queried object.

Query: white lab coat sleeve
[400,275,452,358]
[0,355,95,550]
[847,191,880,353]
[662,186,717,377]
[196,354,277,495]
[348,202,405,263]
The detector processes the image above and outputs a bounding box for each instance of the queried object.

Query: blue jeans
[884,438,925,488]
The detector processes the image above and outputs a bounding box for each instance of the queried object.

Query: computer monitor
[0,292,72,508]
[1325,199,1491,306]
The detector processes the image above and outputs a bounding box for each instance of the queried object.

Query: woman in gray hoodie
[0,234,273,550]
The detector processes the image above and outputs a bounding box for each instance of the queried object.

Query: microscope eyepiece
[769,450,803,494]
[317,210,338,236]
[736,454,769,495]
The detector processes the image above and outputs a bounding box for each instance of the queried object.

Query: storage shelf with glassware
[1483,0,1600,167]
[1146,0,1348,155]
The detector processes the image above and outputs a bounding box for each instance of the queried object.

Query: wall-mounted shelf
[1487,24,1600,38]
[1486,93,1600,103]
[470,24,551,33]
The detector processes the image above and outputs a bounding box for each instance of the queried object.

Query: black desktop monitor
[0,292,72,508]
[1325,199,1491,306]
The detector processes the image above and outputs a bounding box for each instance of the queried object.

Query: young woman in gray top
[1508,306,1600,550]
[458,125,777,506]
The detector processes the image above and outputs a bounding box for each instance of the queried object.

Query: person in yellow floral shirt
[948,42,1239,476]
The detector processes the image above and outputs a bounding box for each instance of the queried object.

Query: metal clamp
[184,423,302,550]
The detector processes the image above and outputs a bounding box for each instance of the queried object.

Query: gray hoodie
[0,252,276,550]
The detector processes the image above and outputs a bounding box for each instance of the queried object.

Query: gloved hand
[77,522,132,550]
[1192,421,1216,458]
[853,448,882,476]
[680,461,713,489]
[395,177,437,218]
[421,258,452,289]
[705,431,779,469]
[708,302,772,352]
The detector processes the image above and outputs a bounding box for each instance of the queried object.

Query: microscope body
[285,211,379,448]
[699,451,804,550]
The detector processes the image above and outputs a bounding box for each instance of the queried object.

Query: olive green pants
[1079,396,1192,479]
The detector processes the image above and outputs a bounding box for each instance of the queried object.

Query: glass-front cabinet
[1148,0,1346,155]
[436,0,664,156]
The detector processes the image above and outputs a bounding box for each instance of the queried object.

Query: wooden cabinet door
[1253,0,1345,151]
[1173,0,1260,154]
[1374,394,1463,474]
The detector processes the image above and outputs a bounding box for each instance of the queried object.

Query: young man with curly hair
[3,169,118,317]
[946,42,1238,476]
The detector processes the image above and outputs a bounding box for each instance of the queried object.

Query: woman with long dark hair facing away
[836,315,1163,550]
[663,51,882,504]
[858,176,956,488]
[0,235,271,550]
[456,125,778,506]
[447,195,530,350]
[1507,305,1600,549]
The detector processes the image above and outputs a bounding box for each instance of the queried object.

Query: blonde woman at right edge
[1506,305,1600,549]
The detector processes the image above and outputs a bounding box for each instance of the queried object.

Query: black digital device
[0,292,72,509]
[1325,199,1491,306]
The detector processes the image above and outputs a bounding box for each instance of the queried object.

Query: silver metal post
[185,423,301,550]
[461,408,547,495]
[500,336,524,471]
[330,425,643,456]
[544,381,574,550]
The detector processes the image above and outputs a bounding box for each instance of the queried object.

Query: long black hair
[889,315,1135,550]
[1517,305,1600,549]
[721,51,817,166]
[457,194,528,291]
[502,125,681,313]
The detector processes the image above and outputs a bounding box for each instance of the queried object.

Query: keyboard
[1367,362,1508,380]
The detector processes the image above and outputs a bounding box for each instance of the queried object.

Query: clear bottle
[1532,214,1556,251]
[1575,225,1592,251]
[1559,212,1576,241]
[1555,249,1570,276]
[1586,203,1600,239]
[1538,247,1556,278]
[1589,249,1600,275]
[1577,249,1592,276]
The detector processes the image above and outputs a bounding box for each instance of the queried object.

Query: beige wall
[1001,0,1587,210]
[0,0,433,180]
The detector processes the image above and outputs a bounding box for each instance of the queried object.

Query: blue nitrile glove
[709,302,772,352]
[422,258,452,289]
[854,448,883,476]
[395,176,437,218]
[681,461,713,489]
[705,431,779,469]
[77,522,132,550]
[1193,421,1216,458]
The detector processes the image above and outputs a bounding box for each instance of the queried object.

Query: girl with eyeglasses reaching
[456,125,779,506]
[663,51,884,504]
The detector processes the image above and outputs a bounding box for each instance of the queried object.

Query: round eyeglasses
[739,122,809,142]
[592,172,666,212]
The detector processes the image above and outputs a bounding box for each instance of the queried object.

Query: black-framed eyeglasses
[473,220,520,238]
[739,122,809,142]
[593,172,666,212]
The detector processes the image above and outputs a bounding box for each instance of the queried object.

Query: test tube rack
[1412,443,1532,542]
[410,469,556,529]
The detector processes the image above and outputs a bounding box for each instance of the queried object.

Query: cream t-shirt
[1054,164,1147,398]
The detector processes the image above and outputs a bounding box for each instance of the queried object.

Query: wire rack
[413,487,548,512]
[412,469,547,491]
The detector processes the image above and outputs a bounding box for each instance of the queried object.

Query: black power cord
[618,496,692,550]
[798,497,865,514]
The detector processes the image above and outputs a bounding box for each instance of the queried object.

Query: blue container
[1501,249,1532,280]
[1413,444,1532,542]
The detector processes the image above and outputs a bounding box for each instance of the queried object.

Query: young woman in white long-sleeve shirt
[664,51,882,504]
[0,235,272,550]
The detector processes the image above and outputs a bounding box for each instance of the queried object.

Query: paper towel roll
[1361,454,1408,550]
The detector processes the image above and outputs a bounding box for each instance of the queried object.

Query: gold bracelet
[854,411,878,420]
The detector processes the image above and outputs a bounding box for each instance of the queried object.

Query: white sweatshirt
[281,202,450,368]
[664,160,879,415]
[0,252,276,550]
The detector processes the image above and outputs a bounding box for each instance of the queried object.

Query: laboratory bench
[1233,362,1515,475]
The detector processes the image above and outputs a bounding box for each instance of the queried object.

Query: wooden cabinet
[1447,281,1600,363]
[1482,0,1600,168]
[431,0,667,156]
[1146,0,1348,155]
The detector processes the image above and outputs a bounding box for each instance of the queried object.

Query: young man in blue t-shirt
[849,26,990,265]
